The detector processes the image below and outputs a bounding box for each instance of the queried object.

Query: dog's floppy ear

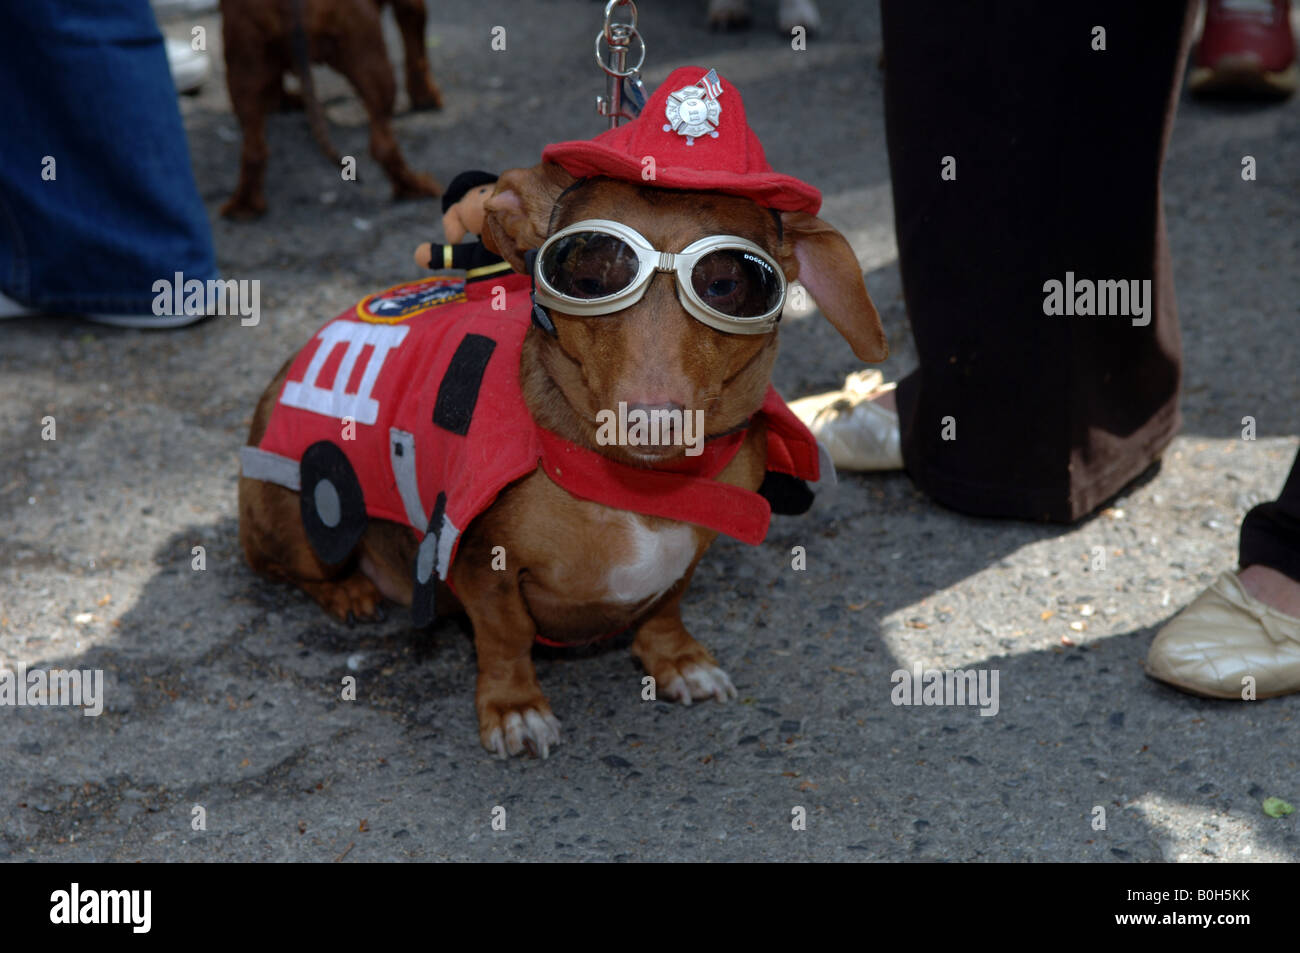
[482,162,579,273]
[779,211,888,362]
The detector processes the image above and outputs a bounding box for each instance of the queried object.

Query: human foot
[1238,564,1300,617]
[1145,568,1300,699]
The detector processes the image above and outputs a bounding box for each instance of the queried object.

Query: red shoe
[1190,0,1298,96]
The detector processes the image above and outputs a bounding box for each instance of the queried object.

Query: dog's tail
[289,0,340,166]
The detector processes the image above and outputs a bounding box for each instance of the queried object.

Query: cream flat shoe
[1145,571,1300,699]
[788,369,903,472]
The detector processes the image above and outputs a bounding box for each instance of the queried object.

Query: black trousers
[881,0,1195,522]
[880,0,1300,583]
[1241,460,1300,584]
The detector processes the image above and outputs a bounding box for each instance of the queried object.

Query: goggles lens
[690,248,783,319]
[538,232,640,300]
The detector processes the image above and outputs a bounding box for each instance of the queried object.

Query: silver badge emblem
[663,73,722,146]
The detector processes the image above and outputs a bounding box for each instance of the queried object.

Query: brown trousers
[882,0,1198,522]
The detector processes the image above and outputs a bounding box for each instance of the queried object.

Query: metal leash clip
[595,0,647,128]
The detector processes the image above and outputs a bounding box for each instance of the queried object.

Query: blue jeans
[0,0,216,314]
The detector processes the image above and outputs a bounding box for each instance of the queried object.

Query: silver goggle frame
[532,219,786,334]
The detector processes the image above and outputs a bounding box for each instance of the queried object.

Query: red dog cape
[241,272,825,627]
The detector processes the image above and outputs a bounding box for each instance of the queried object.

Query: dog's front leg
[219,28,277,219]
[388,0,443,110]
[458,570,561,758]
[632,575,738,706]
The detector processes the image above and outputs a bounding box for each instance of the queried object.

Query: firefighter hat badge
[663,68,722,146]
[542,65,822,214]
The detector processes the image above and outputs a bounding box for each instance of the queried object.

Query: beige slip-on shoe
[1144,571,1300,699]
[789,369,903,472]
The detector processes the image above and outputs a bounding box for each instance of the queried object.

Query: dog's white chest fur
[601,513,696,605]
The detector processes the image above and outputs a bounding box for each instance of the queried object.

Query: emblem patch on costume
[356,275,466,324]
[663,68,722,146]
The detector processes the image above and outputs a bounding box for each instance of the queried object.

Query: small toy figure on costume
[412,170,511,283]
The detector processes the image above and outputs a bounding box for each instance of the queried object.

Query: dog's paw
[300,572,386,625]
[408,87,444,112]
[220,194,268,221]
[277,88,305,112]
[391,171,443,201]
[633,630,737,706]
[707,0,752,31]
[480,705,562,760]
[661,662,737,706]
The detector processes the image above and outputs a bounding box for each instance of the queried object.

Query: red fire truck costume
[239,66,833,630]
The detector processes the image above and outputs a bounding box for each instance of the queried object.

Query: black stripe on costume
[411,491,448,628]
[432,333,496,436]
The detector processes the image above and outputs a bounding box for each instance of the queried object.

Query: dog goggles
[531,219,786,334]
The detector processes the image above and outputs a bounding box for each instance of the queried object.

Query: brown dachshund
[219,0,442,219]
[238,161,887,758]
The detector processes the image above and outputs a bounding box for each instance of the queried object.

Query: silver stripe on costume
[239,446,302,490]
[436,517,460,580]
[389,428,426,530]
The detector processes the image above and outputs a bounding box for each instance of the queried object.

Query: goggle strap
[532,297,557,337]
[524,248,558,337]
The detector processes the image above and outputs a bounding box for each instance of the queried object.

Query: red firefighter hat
[542,66,822,216]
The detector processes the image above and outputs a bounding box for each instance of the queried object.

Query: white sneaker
[789,369,903,471]
[83,309,208,329]
[0,290,37,318]
[152,0,218,16]
[165,37,209,94]
[0,288,208,328]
